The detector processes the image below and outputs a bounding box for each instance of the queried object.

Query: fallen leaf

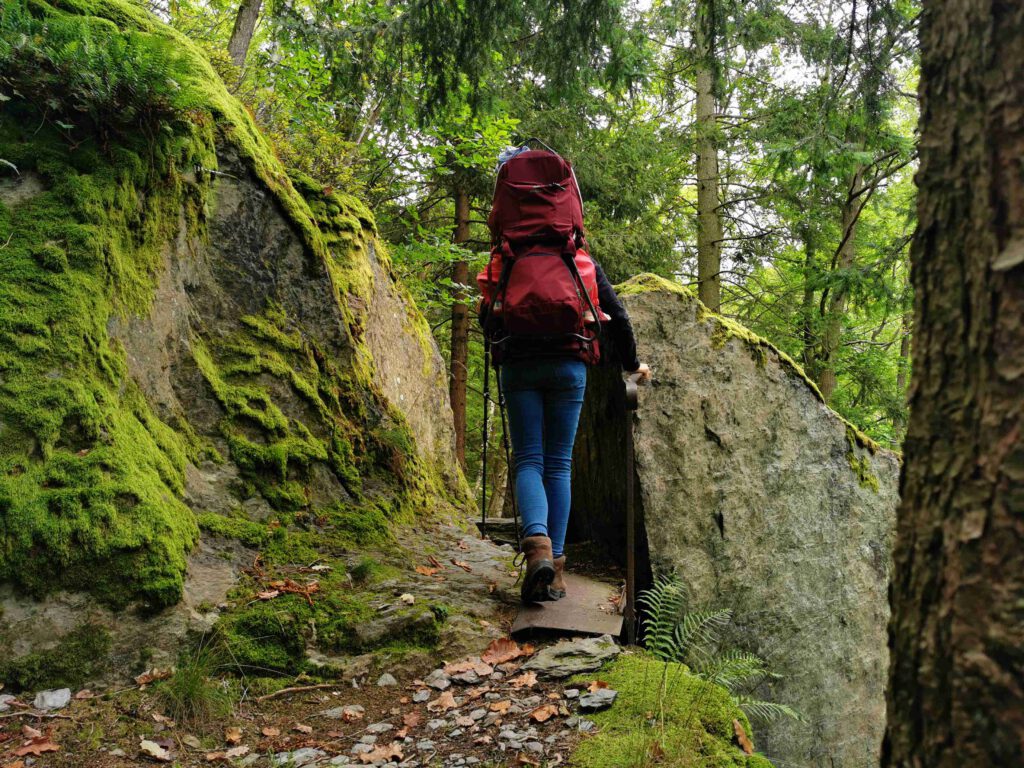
[261,726,280,737]
[151,712,174,725]
[257,590,280,600]
[587,680,609,693]
[488,699,512,714]
[479,618,492,627]
[6,761,23,768]
[21,726,41,739]
[456,716,474,727]
[516,754,541,766]
[427,555,444,569]
[547,692,561,700]
[464,684,491,700]
[293,723,313,734]
[474,734,493,745]
[733,719,754,755]
[403,711,422,728]
[135,668,172,686]
[341,706,364,723]
[508,671,537,689]
[182,735,202,749]
[206,745,249,762]
[451,559,472,572]
[427,691,457,712]
[399,593,415,604]
[311,563,332,572]
[415,565,439,577]
[74,689,94,700]
[481,637,527,665]
[530,704,558,723]
[139,739,172,762]
[14,737,60,757]
[224,726,242,744]
[396,727,408,738]
[357,741,403,763]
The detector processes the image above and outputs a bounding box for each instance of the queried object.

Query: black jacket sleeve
[593,259,641,372]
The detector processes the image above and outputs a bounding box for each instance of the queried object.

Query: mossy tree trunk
[449,187,471,470]
[694,0,723,312]
[228,0,262,67]
[882,0,1024,763]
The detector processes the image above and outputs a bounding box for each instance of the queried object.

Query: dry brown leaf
[206,746,250,762]
[224,726,242,744]
[261,726,280,737]
[587,680,609,693]
[481,637,526,665]
[74,689,94,700]
[415,565,439,577]
[547,692,561,700]
[474,735,493,745]
[182,735,202,749]
[396,726,408,739]
[14,738,60,758]
[733,719,754,755]
[399,696,410,704]
[456,716,474,727]
[443,659,477,675]
[427,555,444,569]
[257,590,280,600]
[451,559,472,572]
[488,699,512,714]
[151,712,173,725]
[357,741,403,763]
[508,671,537,689]
[293,723,313,734]
[427,691,457,712]
[6,761,24,768]
[530,704,559,723]
[138,739,172,762]
[516,754,541,766]
[464,684,491,700]
[135,668,172,686]
[403,711,422,728]
[20,726,41,739]
[341,706,365,723]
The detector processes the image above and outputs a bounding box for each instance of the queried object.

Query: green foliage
[156,637,234,726]
[640,574,802,726]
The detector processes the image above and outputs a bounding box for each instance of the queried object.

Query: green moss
[197,511,272,548]
[0,621,111,691]
[846,429,880,492]
[349,555,400,585]
[569,651,773,768]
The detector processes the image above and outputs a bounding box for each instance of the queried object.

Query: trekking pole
[496,371,521,543]
[623,372,641,646]
[480,342,491,538]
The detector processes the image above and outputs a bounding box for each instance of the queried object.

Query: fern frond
[695,649,767,691]
[639,573,688,662]
[733,694,804,724]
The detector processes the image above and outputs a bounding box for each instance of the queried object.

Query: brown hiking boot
[519,535,555,604]
[548,555,567,600]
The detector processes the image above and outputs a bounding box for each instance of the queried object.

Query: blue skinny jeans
[500,358,587,558]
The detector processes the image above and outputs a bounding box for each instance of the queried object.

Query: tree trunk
[449,188,471,471]
[694,0,723,312]
[227,0,263,68]
[800,226,818,376]
[882,0,1024,764]
[817,167,864,402]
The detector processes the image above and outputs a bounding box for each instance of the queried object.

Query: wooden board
[511,573,624,638]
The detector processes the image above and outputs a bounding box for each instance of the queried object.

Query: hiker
[478,143,651,605]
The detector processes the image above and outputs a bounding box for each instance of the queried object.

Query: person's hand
[630,363,652,383]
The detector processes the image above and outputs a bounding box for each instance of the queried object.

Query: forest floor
[0,526,629,768]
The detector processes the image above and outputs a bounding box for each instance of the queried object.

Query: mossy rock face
[0,0,467,686]
[572,279,900,768]
[568,652,773,767]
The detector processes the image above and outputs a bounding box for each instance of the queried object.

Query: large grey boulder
[572,275,900,768]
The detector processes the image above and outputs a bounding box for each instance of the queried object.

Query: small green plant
[640,573,802,725]
[155,636,233,727]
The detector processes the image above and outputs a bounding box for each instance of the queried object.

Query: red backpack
[477,146,608,364]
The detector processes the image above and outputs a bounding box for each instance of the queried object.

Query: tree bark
[694,0,723,312]
[882,0,1024,764]
[228,0,263,68]
[817,166,864,402]
[449,188,471,471]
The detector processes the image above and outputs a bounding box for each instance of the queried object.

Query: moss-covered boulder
[569,651,773,767]
[571,276,900,768]
[0,0,468,686]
